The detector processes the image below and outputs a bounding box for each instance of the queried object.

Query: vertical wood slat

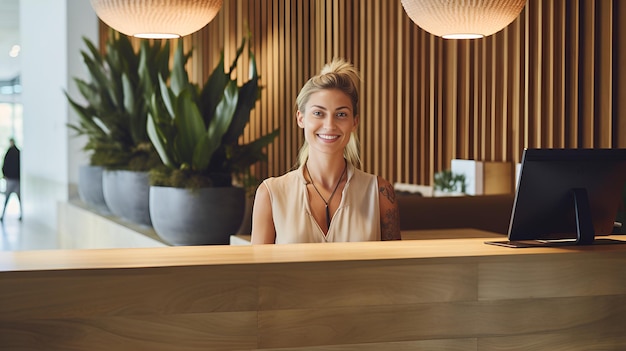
[498,27,507,158]
[553,0,565,148]
[382,0,392,182]
[565,0,579,148]
[364,1,374,175]
[615,0,626,148]
[427,34,436,184]
[99,0,623,188]
[596,0,613,148]
[529,0,541,148]
[398,3,408,182]
[542,0,553,148]
[580,0,595,147]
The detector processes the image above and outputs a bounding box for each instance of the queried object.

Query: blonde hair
[294,58,362,169]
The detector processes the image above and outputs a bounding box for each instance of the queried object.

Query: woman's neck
[305,156,347,190]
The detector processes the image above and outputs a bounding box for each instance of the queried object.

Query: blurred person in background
[1,137,21,221]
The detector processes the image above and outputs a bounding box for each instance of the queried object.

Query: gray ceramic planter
[150,186,245,245]
[102,170,152,227]
[78,165,110,214]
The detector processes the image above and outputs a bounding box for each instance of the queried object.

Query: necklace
[305,161,347,229]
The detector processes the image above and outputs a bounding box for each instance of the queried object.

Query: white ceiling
[0,0,20,82]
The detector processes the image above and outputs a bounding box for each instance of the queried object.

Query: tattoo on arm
[379,182,401,240]
[379,183,396,204]
[381,207,401,240]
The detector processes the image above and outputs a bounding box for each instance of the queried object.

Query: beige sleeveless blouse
[262,163,381,243]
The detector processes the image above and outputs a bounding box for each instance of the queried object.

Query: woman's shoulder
[263,169,302,190]
[350,167,380,183]
[265,169,298,181]
[375,175,393,188]
[261,169,305,203]
[349,168,395,192]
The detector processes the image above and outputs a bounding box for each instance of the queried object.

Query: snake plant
[66,31,170,171]
[146,37,278,188]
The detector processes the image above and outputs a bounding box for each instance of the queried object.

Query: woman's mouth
[317,134,340,141]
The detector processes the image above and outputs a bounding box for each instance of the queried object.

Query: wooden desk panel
[480,255,626,300]
[1,234,626,350]
[258,261,478,310]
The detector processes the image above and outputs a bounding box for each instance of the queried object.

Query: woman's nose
[323,116,335,129]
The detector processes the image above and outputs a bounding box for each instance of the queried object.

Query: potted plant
[146,36,278,245]
[67,31,170,225]
[433,169,467,196]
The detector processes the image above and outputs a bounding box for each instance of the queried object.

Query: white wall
[20,0,97,230]
[67,0,96,189]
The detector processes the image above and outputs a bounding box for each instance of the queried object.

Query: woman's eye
[312,111,323,117]
[336,112,348,118]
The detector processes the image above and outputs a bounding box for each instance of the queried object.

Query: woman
[251,58,401,244]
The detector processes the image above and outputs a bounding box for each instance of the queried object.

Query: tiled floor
[0,194,59,251]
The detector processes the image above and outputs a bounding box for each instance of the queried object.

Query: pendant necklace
[305,161,347,229]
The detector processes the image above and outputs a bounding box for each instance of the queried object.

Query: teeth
[318,134,339,140]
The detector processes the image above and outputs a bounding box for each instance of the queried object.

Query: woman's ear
[296,110,305,128]
[352,115,359,131]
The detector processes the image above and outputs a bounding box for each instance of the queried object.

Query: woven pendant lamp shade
[401,0,526,39]
[90,0,223,38]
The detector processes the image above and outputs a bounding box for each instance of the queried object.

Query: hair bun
[320,58,361,85]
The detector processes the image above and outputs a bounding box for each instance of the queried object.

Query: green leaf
[228,128,279,172]
[82,52,116,109]
[155,40,172,79]
[158,75,175,118]
[199,53,229,126]
[171,39,190,96]
[147,112,173,168]
[73,79,100,111]
[222,51,259,145]
[193,81,239,171]
[66,93,97,127]
[82,37,103,66]
[227,37,247,74]
[174,90,206,168]
[123,73,149,144]
[116,33,139,78]
[122,73,134,115]
[208,81,239,141]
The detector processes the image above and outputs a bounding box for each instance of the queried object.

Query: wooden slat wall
[100,0,626,187]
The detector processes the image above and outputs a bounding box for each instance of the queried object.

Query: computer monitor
[486,148,626,248]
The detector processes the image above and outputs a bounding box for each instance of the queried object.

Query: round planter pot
[150,186,245,245]
[78,165,110,214]
[102,170,152,227]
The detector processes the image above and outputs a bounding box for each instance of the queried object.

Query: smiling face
[297,88,359,158]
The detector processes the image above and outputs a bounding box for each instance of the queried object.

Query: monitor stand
[572,187,595,244]
[485,188,626,248]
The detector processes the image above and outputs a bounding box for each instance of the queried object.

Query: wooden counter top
[2,233,626,272]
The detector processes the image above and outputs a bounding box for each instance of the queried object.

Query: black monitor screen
[486,148,626,248]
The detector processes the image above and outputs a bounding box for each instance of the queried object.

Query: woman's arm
[377,176,402,240]
[251,183,277,244]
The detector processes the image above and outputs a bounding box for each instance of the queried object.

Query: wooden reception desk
[2,233,626,350]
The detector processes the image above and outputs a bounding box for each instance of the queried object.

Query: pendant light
[401,0,527,39]
[90,0,223,39]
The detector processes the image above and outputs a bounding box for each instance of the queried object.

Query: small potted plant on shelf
[67,31,170,225]
[146,36,278,245]
[433,169,467,196]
